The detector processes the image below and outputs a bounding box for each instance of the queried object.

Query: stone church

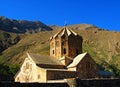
[15,27,99,83]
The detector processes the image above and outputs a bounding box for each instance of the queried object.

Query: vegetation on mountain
[0,64,19,81]
[0,30,20,53]
[0,64,19,76]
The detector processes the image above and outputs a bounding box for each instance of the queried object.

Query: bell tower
[50,26,83,60]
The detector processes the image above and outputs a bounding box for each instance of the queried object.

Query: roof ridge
[68,28,77,36]
[67,52,87,68]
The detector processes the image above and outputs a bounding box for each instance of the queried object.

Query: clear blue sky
[0,0,120,31]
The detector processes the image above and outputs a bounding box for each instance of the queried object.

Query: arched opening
[64,48,66,54]
[76,49,79,56]
[53,50,54,54]
[38,74,40,79]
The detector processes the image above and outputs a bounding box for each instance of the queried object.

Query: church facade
[15,27,99,83]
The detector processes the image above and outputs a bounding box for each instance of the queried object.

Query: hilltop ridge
[0,16,52,33]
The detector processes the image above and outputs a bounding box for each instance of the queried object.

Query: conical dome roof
[52,27,77,39]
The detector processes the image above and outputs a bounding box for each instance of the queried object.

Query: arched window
[53,50,54,54]
[64,48,66,54]
[76,49,79,55]
[38,74,40,79]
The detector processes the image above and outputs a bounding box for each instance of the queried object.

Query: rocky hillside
[0,16,52,33]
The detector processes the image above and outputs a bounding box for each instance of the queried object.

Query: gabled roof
[67,52,87,68]
[51,27,77,39]
[27,53,63,66]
